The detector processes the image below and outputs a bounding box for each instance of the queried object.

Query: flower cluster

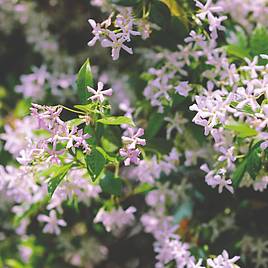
[88,7,149,60]
[3,0,268,266]
[15,65,76,101]
[119,127,146,166]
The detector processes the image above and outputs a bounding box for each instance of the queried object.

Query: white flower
[87,81,112,103]
[101,31,133,60]
[94,206,136,233]
[207,250,240,268]
[195,0,223,21]
[37,210,66,235]
[241,56,264,78]
[87,19,104,46]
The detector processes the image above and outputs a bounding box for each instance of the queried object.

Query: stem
[114,162,119,177]
[59,105,86,115]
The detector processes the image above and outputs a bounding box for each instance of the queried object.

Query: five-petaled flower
[87,81,113,103]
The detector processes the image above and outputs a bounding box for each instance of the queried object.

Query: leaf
[5,259,25,268]
[133,183,154,194]
[85,147,106,181]
[232,141,262,187]
[66,118,84,128]
[39,164,60,177]
[224,45,250,59]
[232,158,248,188]
[76,59,93,104]
[110,0,141,6]
[13,198,48,227]
[149,1,171,28]
[96,146,118,163]
[247,144,262,180]
[160,0,188,27]
[250,26,268,57]
[84,125,96,145]
[100,172,123,196]
[101,136,118,153]
[230,101,255,114]
[47,164,71,198]
[74,103,98,114]
[14,99,31,118]
[228,27,248,49]
[97,116,135,126]
[146,113,165,139]
[225,123,258,138]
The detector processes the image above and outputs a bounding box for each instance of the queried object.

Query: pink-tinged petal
[88,19,96,29]
[97,81,104,91]
[263,105,268,115]
[66,138,73,149]
[124,158,130,166]
[37,214,50,222]
[102,88,113,96]
[112,47,120,61]
[87,37,98,46]
[121,44,133,55]
[135,128,144,137]
[99,94,105,103]
[43,224,52,234]
[87,86,97,94]
[121,137,133,144]
[89,95,99,101]
[57,219,67,227]
[101,38,113,48]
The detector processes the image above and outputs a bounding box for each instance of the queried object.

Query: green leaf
[13,197,48,227]
[146,113,165,139]
[250,26,268,57]
[39,164,60,177]
[247,145,262,180]
[97,116,135,126]
[133,183,154,194]
[100,172,123,196]
[47,164,71,198]
[85,147,106,181]
[232,141,262,187]
[225,123,258,138]
[149,1,171,27]
[14,99,31,118]
[230,101,255,115]
[96,146,118,163]
[224,44,250,59]
[160,0,188,27]
[230,28,248,49]
[74,103,99,114]
[6,259,25,268]
[101,136,118,153]
[232,158,248,188]
[76,59,93,104]
[110,0,141,6]
[66,118,84,128]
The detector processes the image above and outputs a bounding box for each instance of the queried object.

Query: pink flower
[195,0,223,21]
[87,81,112,103]
[87,19,104,46]
[241,56,264,79]
[121,128,146,149]
[207,250,240,268]
[119,148,141,166]
[101,31,133,60]
[94,206,136,233]
[253,176,268,192]
[37,210,66,235]
[175,81,192,97]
